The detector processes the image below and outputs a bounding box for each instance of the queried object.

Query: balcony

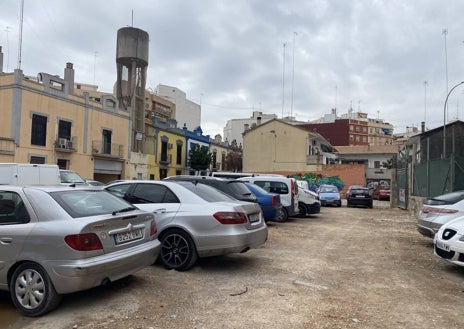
[55,137,77,153]
[0,138,15,155]
[306,154,323,165]
[159,154,172,165]
[92,141,124,159]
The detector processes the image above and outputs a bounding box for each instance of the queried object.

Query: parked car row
[0,177,273,317]
[417,190,464,267]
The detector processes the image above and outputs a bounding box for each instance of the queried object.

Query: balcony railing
[91,140,124,158]
[55,137,77,152]
[306,154,323,165]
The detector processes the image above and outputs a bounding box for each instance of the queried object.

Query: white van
[296,180,321,216]
[238,175,299,222]
[0,163,61,185]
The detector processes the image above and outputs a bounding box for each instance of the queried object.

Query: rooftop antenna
[424,80,428,122]
[443,28,449,123]
[131,9,134,27]
[17,0,24,69]
[281,42,286,119]
[290,32,297,120]
[93,51,98,84]
[4,26,11,71]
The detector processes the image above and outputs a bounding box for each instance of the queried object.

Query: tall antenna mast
[443,28,449,123]
[281,42,286,119]
[290,32,297,120]
[17,0,24,69]
[4,26,11,72]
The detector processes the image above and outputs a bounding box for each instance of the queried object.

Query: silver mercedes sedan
[105,180,268,271]
[0,185,160,317]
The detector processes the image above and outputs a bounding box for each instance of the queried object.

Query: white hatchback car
[434,216,464,266]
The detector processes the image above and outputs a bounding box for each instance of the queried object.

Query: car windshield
[60,171,86,184]
[50,190,134,218]
[225,181,253,196]
[351,188,369,194]
[173,181,237,202]
[425,191,464,205]
[320,186,338,193]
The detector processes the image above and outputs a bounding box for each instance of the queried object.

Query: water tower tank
[116,27,149,66]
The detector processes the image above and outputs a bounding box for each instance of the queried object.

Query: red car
[372,185,390,200]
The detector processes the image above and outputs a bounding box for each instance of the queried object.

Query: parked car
[372,185,390,201]
[237,175,299,222]
[434,216,464,266]
[317,184,341,207]
[297,186,321,216]
[0,185,160,316]
[85,179,105,186]
[59,169,88,185]
[417,191,464,238]
[163,175,257,203]
[244,182,284,222]
[346,185,373,208]
[105,180,268,271]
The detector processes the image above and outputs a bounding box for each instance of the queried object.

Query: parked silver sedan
[0,185,160,317]
[417,191,464,238]
[105,180,268,271]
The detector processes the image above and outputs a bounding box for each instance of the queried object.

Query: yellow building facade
[0,67,130,183]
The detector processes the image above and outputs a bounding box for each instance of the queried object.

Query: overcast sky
[2,0,464,137]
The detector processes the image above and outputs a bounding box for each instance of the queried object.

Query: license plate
[249,213,260,223]
[114,229,143,244]
[355,195,365,198]
[436,241,450,252]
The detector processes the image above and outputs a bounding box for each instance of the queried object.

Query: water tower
[115,27,149,152]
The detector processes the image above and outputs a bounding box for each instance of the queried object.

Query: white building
[155,84,201,130]
[223,111,277,146]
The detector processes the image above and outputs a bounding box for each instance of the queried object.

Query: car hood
[440,215,464,233]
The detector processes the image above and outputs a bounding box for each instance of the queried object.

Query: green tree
[189,145,213,171]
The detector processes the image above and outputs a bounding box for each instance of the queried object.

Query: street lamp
[443,81,464,158]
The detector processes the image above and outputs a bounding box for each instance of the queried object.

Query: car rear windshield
[225,181,253,196]
[173,181,237,202]
[351,188,369,194]
[50,190,134,218]
[320,186,338,193]
[425,191,464,205]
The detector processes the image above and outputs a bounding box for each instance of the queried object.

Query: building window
[374,161,381,168]
[350,125,354,131]
[102,129,112,154]
[161,140,168,163]
[355,135,360,141]
[355,126,360,132]
[176,143,182,165]
[349,135,354,141]
[31,114,47,146]
[58,120,72,140]
[30,156,45,164]
[363,127,367,133]
[57,159,69,169]
[149,174,155,180]
[212,150,217,170]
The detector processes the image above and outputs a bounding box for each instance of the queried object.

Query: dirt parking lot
[3,200,464,329]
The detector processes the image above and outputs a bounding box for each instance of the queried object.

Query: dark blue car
[245,182,284,222]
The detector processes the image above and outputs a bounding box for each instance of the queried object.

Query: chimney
[421,121,425,133]
[0,46,3,73]
[64,62,74,95]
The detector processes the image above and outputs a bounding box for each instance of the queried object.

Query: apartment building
[0,63,129,183]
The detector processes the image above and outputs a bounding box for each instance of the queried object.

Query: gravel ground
[4,200,464,329]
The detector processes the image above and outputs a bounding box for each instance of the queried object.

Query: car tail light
[422,206,458,214]
[65,233,103,251]
[150,219,157,236]
[271,195,278,206]
[213,212,248,224]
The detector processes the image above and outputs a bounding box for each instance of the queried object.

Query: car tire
[274,208,288,222]
[298,203,308,218]
[10,262,62,317]
[159,229,198,271]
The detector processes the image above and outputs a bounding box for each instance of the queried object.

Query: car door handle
[153,208,167,213]
[0,237,13,245]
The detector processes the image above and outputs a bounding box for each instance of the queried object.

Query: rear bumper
[417,224,436,238]
[46,239,161,294]
[196,224,268,258]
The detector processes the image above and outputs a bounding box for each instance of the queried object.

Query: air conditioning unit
[168,143,173,149]
[58,138,67,148]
